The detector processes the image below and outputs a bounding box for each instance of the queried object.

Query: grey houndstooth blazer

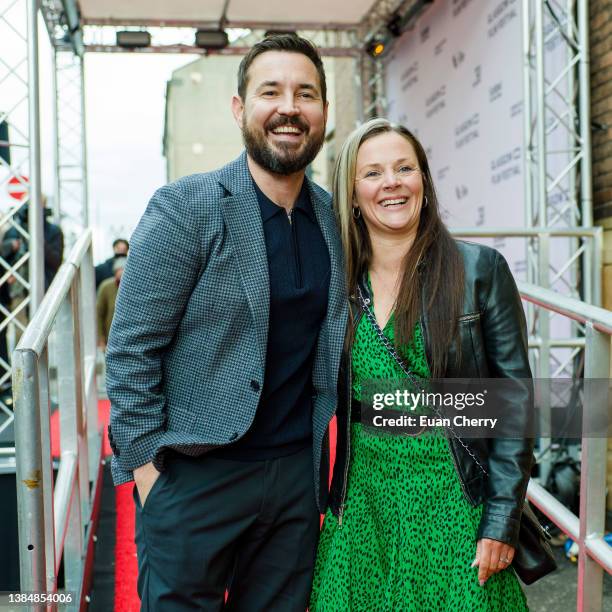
[106,151,348,510]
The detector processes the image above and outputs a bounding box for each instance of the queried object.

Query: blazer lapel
[307,181,348,384]
[218,154,270,367]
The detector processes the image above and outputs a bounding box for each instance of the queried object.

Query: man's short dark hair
[113,238,129,250]
[237,35,327,104]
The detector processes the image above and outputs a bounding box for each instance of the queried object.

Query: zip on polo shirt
[286,207,303,289]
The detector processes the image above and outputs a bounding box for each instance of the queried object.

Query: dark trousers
[134,446,320,612]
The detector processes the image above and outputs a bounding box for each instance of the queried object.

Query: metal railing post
[538,232,552,483]
[79,244,99,484]
[37,346,57,590]
[594,228,603,308]
[518,280,612,604]
[13,349,46,593]
[71,272,90,523]
[577,322,609,611]
[56,287,84,590]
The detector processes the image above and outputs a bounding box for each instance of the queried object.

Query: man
[95,237,129,288]
[96,255,126,350]
[107,35,347,611]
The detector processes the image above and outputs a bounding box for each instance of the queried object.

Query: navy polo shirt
[212,178,331,460]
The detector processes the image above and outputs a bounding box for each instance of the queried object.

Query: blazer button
[250,380,260,392]
[229,432,239,441]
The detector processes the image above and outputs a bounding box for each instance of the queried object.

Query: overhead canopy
[79,0,376,28]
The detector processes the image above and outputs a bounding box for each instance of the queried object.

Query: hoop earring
[352,207,361,219]
[423,195,428,208]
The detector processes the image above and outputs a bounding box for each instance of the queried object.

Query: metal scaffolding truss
[40,0,83,54]
[522,0,594,385]
[0,0,44,437]
[523,0,592,230]
[81,25,361,57]
[53,50,89,239]
[362,0,596,381]
[356,0,404,119]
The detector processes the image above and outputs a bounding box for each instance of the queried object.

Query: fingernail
[470,559,477,568]
[479,580,485,587]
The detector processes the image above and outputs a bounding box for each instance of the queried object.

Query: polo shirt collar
[252,176,316,223]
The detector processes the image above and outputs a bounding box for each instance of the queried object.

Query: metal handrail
[518,281,612,334]
[13,228,101,608]
[451,226,603,307]
[10,229,611,609]
[517,281,612,610]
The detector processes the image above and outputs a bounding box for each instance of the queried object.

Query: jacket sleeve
[476,251,535,547]
[44,224,64,277]
[106,182,203,484]
[96,284,107,342]
[2,227,18,260]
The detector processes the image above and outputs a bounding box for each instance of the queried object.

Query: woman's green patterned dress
[310,309,528,611]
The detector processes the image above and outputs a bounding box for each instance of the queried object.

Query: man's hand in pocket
[133,461,161,507]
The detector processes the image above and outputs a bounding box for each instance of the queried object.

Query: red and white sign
[7,175,29,201]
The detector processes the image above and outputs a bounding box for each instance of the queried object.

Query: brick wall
[591,2,612,227]
[591,0,612,296]
[590,0,612,510]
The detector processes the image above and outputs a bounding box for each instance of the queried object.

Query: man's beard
[241,117,325,175]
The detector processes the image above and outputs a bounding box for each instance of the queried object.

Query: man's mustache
[265,117,309,133]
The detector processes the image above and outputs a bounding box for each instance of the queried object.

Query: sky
[84,52,197,262]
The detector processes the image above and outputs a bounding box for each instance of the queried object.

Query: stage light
[386,14,403,38]
[366,39,387,58]
[195,30,229,49]
[116,31,151,48]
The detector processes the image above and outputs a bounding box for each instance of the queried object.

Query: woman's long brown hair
[333,119,464,377]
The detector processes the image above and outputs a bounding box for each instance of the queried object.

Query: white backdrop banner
[384,0,577,372]
[385,0,537,280]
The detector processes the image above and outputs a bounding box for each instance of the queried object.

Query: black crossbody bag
[356,286,557,585]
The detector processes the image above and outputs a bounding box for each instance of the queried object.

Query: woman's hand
[471,538,515,585]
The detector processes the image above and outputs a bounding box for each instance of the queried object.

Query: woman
[311,119,533,611]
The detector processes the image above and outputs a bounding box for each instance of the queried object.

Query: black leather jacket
[328,241,534,548]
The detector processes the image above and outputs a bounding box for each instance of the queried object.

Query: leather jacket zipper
[338,308,363,528]
[443,434,475,506]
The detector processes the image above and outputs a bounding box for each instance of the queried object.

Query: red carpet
[52,402,338,610]
[114,482,140,611]
[50,399,112,459]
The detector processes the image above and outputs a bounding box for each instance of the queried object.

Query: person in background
[96,256,126,351]
[0,195,64,405]
[95,238,129,288]
[2,197,64,340]
[2,196,64,291]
